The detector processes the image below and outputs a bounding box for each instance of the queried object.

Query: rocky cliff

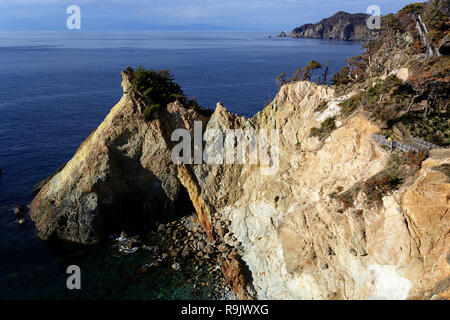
[30,71,209,243]
[191,81,449,299]
[30,75,449,299]
[30,1,449,300]
[290,11,374,41]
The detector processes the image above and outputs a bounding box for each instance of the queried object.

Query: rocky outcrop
[30,71,449,299]
[290,11,374,41]
[176,164,215,242]
[400,150,450,299]
[30,71,208,244]
[221,251,254,300]
[190,81,449,300]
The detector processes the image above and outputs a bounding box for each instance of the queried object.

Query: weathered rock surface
[290,11,374,41]
[30,74,449,299]
[190,81,449,300]
[30,71,207,243]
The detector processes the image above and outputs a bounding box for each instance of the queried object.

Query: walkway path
[372,134,442,153]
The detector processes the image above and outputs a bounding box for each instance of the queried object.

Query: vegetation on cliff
[330,148,428,212]
[126,65,213,120]
[309,116,336,141]
[361,150,426,206]
[329,0,449,147]
[276,60,329,88]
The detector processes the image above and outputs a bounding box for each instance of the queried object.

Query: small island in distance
[280,11,376,41]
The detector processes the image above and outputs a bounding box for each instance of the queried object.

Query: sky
[0,0,424,31]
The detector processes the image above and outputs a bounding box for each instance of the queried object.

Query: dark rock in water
[290,11,374,40]
[277,30,288,38]
[0,168,2,178]
[13,205,24,216]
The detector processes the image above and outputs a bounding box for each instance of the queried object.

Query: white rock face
[195,81,450,300]
[365,265,412,300]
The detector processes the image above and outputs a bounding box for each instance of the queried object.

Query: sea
[0,31,363,299]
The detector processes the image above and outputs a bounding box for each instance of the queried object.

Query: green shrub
[399,3,426,15]
[364,76,412,122]
[291,60,323,82]
[310,117,336,140]
[363,173,403,205]
[306,60,322,70]
[310,127,321,136]
[406,150,427,169]
[128,65,185,120]
[276,72,288,88]
[127,65,213,119]
[332,65,351,85]
[361,151,424,206]
[131,65,184,103]
[337,75,413,123]
[340,93,362,117]
[322,116,336,131]
[422,1,450,44]
[143,104,161,120]
[385,110,450,148]
[423,3,448,31]
[382,14,400,31]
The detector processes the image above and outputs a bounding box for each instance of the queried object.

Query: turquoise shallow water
[0,31,363,299]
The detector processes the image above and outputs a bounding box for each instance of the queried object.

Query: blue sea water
[0,31,363,299]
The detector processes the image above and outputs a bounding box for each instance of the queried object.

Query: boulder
[13,205,24,216]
